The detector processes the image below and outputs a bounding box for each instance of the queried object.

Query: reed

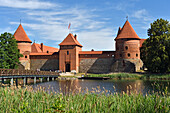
[0,84,169,113]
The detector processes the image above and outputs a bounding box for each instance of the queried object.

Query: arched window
[125,46,128,50]
[128,53,130,57]
[67,51,69,55]
[136,54,138,57]
[25,55,27,58]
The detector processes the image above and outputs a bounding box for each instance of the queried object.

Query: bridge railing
[0,69,59,76]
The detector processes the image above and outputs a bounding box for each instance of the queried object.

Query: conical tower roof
[14,24,32,43]
[59,33,82,47]
[116,27,122,36]
[115,20,140,40]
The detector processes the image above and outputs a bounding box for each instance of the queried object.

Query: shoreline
[59,72,170,81]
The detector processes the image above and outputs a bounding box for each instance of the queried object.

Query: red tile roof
[140,39,146,47]
[59,33,83,47]
[14,24,32,43]
[31,43,59,53]
[117,27,121,36]
[115,20,141,40]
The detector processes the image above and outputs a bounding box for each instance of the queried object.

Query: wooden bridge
[0,69,59,86]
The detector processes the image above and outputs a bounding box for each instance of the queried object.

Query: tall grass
[0,85,169,113]
[86,73,170,80]
[142,73,170,80]
[87,73,142,79]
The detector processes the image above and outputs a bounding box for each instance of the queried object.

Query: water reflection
[32,79,170,95]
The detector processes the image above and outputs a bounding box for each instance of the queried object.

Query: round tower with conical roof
[14,24,32,70]
[115,20,141,59]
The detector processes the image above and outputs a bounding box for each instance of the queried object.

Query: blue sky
[0,0,169,51]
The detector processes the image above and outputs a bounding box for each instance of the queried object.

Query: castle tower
[115,20,141,59]
[59,33,82,73]
[14,24,32,70]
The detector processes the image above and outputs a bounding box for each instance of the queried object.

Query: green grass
[142,73,170,80]
[0,86,169,113]
[85,73,170,80]
[86,73,142,79]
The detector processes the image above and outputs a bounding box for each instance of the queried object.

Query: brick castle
[14,20,146,73]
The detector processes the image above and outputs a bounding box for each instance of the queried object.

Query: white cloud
[0,0,58,9]
[10,21,68,41]
[106,1,135,12]
[9,2,116,50]
[133,9,147,18]
[131,9,152,21]
[0,27,14,34]
[78,28,116,51]
[115,3,133,11]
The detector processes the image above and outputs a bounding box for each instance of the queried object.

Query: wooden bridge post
[11,78,14,86]
[52,77,54,81]
[23,77,27,86]
[2,78,4,84]
[47,77,49,82]
[16,78,18,86]
[40,78,43,82]
[34,77,36,84]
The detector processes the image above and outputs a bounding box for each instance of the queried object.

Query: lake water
[32,79,170,95]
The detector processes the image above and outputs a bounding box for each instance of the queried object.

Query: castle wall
[30,54,59,71]
[19,59,30,70]
[18,43,32,70]
[110,59,143,72]
[79,51,115,73]
[79,58,115,73]
[79,58,143,73]
[79,51,143,73]
[115,39,140,59]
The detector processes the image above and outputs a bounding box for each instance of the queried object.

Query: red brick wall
[17,42,31,69]
[79,51,115,59]
[59,45,82,72]
[115,39,140,59]
[17,42,31,60]
[30,54,59,59]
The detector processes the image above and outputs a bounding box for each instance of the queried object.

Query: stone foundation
[79,58,115,73]
[79,58,143,73]
[111,59,143,72]
[30,59,59,71]
[19,60,30,70]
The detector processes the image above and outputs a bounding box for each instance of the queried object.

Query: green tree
[141,18,170,73]
[0,32,23,69]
